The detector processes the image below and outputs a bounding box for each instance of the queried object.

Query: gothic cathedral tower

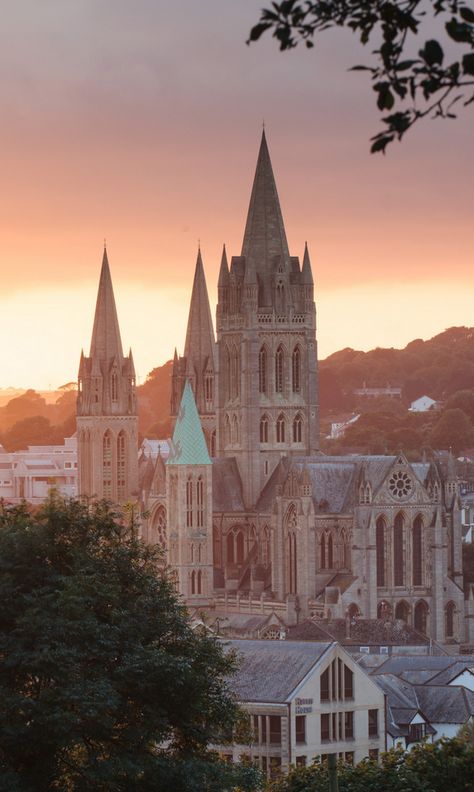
[216,131,319,508]
[77,248,139,502]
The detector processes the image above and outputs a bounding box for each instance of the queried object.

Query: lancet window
[186,476,193,528]
[292,346,301,393]
[102,431,112,498]
[393,512,405,586]
[259,346,268,394]
[276,413,285,443]
[275,346,284,393]
[293,413,302,443]
[412,515,423,586]
[260,415,269,443]
[197,475,204,528]
[376,517,386,587]
[117,431,126,501]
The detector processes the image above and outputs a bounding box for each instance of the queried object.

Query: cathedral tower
[216,131,319,507]
[171,248,217,455]
[77,247,138,502]
[167,379,214,603]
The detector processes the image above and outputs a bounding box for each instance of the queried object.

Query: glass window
[368,709,378,738]
[295,715,306,744]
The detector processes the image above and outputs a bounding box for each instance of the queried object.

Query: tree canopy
[268,741,474,792]
[0,497,258,792]
[248,1,474,151]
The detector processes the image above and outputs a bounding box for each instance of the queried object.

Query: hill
[2,327,474,452]
[320,326,474,411]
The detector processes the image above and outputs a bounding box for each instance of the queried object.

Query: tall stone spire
[171,248,217,455]
[183,247,216,368]
[241,130,290,273]
[89,246,124,361]
[76,247,138,503]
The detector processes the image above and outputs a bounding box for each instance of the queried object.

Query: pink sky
[0,1,472,389]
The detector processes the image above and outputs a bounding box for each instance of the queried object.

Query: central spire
[241,130,290,273]
[89,246,124,361]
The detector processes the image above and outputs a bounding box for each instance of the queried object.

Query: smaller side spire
[301,242,314,285]
[218,244,230,287]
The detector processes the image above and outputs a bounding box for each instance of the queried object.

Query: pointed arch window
[191,570,196,595]
[230,345,240,399]
[376,517,386,587]
[259,346,267,394]
[293,413,303,443]
[321,533,326,570]
[393,512,405,586]
[328,534,333,568]
[260,415,269,443]
[275,346,284,393]
[224,414,231,446]
[236,530,245,565]
[445,602,456,638]
[186,476,193,528]
[225,346,231,401]
[102,431,112,498]
[196,475,204,528]
[152,506,167,552]
[414,600,429,634]
[412,515,423,586]
[111,372,118,402]
[210,430,216,457]
[117,431,126,501]
[197,570,202,595]
[276,413,285,443]
[292,346,301,393]
[395,600,409,622]
[226,532,234,564]
[205,372,213,404]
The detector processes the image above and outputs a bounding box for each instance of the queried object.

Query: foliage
[268,741,474,792]
[429,406,474,452]
[0,496,259,792]
[249,1,474,151]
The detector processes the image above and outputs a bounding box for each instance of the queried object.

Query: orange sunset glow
[1,2,472,389]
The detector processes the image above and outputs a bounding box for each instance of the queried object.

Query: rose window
[388,471,413,499]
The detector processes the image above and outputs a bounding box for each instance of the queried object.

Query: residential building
[222,639,386,778]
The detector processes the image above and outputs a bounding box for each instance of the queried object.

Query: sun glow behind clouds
[1,280,469,390]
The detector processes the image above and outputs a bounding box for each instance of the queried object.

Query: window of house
[295,715,306,744]
[261,716,267,743]
[408,722,426,742]
[321,713,330,742]
[296,756,306,767]
[320,667,330,702]
[269,757,282,779]
[269,716,281,745]
[345,752,354,765]
[344,711,354,739]
[344,665,354,699]
[368,709,379,738]
[368,749,379,762]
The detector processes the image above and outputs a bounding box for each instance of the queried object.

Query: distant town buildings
[0,437,77,503]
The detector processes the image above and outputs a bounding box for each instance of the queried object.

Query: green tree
[429,406,474,452]
[0,497,259,792]
[248,1,474,151]
[268,741,474,792]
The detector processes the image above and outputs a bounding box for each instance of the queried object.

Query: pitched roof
[89,247,124,361]
[241,131,290,277]
[226,639,333,702]
[212,457,245,511]
[167,380,211,466]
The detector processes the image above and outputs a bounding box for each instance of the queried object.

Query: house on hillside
[409,395,438,412]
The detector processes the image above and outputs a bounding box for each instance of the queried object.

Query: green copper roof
[167,380,211,466]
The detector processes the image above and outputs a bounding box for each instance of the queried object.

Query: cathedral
[77,131,471,646]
